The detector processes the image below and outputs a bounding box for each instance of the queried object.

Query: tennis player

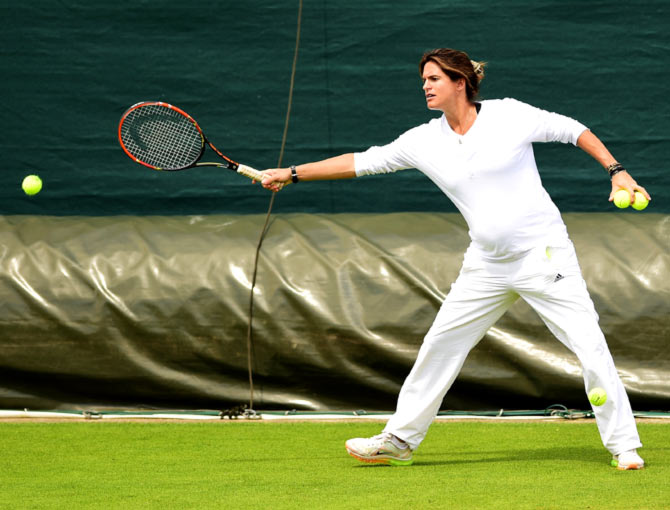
[261,48,650,470]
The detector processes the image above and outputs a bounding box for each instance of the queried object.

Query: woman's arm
[576,130,651,204]
[260,153,356,192]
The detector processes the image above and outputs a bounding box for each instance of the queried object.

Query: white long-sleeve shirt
[354,98,588,260]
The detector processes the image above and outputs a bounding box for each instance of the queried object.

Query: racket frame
[118,101,265,182]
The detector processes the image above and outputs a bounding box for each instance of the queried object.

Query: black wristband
[607,163,626,179]
[290,165,299,183]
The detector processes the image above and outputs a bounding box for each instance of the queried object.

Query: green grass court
[1,420,667,509]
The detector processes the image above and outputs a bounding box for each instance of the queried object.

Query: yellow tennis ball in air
[588,387,607,406]
[22,175,43,196]
[612,189,630,209]
[631,191,649,211]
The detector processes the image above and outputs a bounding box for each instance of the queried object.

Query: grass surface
[0,420,667,509]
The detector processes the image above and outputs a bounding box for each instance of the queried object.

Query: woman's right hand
[260,168,291,192]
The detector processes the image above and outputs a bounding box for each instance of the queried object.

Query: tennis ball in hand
[612,189,630,208]
[22,175,42,195]
[588,387,607,406]
[631,191,649,211]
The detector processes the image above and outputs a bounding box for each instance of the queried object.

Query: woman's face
[422,61,464,112]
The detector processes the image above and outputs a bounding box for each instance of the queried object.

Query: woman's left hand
[609,171,651,205]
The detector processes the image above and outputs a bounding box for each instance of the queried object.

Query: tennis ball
[612,189,630,209]
[588,387,607,407]
[22,174,42,196]
[631,191,649,211]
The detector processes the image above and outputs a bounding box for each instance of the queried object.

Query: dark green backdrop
[2,0,669,215]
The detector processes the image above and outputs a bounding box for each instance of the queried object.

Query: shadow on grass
[416,445,605,467]
[352,446,605,468]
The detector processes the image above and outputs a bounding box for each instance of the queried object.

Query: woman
[261,48,650,470]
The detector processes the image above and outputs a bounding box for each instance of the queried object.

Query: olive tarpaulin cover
[0,213,668,411]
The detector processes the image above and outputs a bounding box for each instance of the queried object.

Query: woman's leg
[384,263,518,449]
[518,243,642,455]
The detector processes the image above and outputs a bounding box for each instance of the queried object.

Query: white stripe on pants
[384,241,642,455]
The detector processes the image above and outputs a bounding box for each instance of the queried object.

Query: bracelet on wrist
[290,165,299,183]
[606,163,626,179]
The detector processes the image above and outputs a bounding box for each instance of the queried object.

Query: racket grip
[238,164,289,189]
[237,164,264,181]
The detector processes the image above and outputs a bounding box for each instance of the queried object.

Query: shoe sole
[346,449,414,466]
[611,459,644,470]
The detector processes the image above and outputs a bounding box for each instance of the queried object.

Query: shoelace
[371,433,393,443]
[370,433,408,450]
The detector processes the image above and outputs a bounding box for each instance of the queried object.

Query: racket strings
[120,104,203,170]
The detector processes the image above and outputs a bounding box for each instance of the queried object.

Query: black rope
[245,0,303,413]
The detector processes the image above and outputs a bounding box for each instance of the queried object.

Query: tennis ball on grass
[588,387,607,407]
[22,174,42,195]
[612,189,630,208]
[631,191,649,211]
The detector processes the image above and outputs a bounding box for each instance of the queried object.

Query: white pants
[384,241,642,455]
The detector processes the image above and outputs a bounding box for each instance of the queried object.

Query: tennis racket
[118,101,269,183]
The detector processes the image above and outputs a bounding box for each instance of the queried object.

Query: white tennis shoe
[611,449,644,470]
[345,432,413,466]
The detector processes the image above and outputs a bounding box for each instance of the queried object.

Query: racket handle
[238,164,289,189]
[237,164,264,181]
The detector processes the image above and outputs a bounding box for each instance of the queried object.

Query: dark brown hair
[419,48,486,101]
